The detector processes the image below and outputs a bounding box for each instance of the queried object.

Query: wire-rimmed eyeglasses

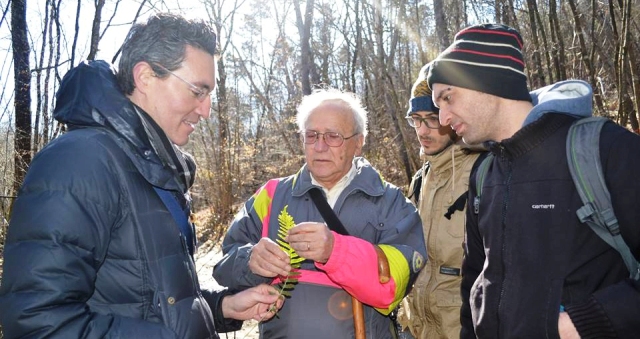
[405,114,440,129]
[153,63,212,102]
[300,130,359,147]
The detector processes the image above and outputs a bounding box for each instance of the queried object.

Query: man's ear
[131,62,156,95]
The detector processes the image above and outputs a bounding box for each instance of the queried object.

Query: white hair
[296,88,369,141]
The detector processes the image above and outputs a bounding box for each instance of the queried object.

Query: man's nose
[313,134,330,151]
[196,98,212,119]
[439,108,452,126]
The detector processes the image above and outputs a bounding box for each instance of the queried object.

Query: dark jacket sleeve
[0,135,177,338]
[201,288,243,333]
[565,123,640,339]
[460,154,489,339]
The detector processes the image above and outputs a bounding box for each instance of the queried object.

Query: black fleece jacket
[461,113,640,339]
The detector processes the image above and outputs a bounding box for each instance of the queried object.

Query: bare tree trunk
[48,0,64,142]
[370,0,413,183]
[567,0,605,113]
[350,0,361,91]
[629,47,640,133]
[11,0,32,194]
[87,0,105,61]
[34,0,52,153]
[433,0,450,51]
[548,0,566,81]
[205,0,243,222]
[526,0,545,88]
[70,0,82,68]
[616,0,632,123]
[294,0,315,95]
[532,0,552,86]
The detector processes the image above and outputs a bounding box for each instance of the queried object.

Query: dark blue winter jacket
[0,60,238,338]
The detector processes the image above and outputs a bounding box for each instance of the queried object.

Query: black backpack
[409,161,470,220]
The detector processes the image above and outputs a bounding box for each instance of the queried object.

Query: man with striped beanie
[428,23,640,339]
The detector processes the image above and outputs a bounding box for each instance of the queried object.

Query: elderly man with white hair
[214,88,427,339]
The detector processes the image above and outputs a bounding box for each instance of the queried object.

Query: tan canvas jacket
[399,144,481,339]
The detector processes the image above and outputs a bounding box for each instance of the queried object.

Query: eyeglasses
[153,63,212,102]
[405,114,440,129]
[300,130,359,147]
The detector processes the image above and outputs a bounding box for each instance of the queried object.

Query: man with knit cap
[428,23,640,338]
[398,62,482,339]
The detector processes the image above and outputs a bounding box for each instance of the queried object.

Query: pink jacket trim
[261,179,280,238]
[271,269,341,289]
[316,232,396,308]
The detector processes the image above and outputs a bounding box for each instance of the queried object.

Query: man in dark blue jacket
[0,13,281,339]
[429,23,640,338]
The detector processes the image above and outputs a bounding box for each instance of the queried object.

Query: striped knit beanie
[427,23,531,102]
[407,62,439,117]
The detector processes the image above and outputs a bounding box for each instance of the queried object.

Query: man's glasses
[153,63,211,102]
[405,114,440,129]
[300,130,359,147]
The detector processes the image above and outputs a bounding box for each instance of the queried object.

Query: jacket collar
[423,144,469,172]
[53,60,183,191]
[488,113,574,160]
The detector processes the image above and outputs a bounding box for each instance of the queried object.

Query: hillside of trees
[1,0,639,256]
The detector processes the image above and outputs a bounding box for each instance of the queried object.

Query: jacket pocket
[444,201,466,238]
[436,284,463,307]
[153,290,177,330]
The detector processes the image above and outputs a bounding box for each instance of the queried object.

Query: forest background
[0,0,639,336]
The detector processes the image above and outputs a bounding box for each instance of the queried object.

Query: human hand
[221,284,284,321]
[249,237,291,278]
[558,312,580,339]
[286,222,334,263]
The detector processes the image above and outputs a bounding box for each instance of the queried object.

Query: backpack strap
[473,153,494,215]
[154,187,195,256]
[444,191,468,220]
[566,116,640,280]
[308,187,350,236]
[408,162,429,203]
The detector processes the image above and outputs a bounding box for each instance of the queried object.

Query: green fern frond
[275,205,302,299]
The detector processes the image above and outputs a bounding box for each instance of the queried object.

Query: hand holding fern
[221,284,284,321]
[287,222,335,263]
[249,237,292,278]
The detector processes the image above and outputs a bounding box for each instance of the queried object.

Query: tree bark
[567,0,605,113]
[294,0,315,95]
[11,0,32,194]
[87,0,105,61]
[433,0,450,51]
[548,0,566,81]
[526,0,545,88]
[615,0,632,124]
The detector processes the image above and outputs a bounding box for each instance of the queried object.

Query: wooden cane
[353,245,391,339]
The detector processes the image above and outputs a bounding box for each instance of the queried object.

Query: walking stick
[353,245,391,339]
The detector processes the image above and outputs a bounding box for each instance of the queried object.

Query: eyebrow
[434,87,452,105]
[195,82,212,91]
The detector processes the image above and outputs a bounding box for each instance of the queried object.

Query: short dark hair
[116,13,217,94]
